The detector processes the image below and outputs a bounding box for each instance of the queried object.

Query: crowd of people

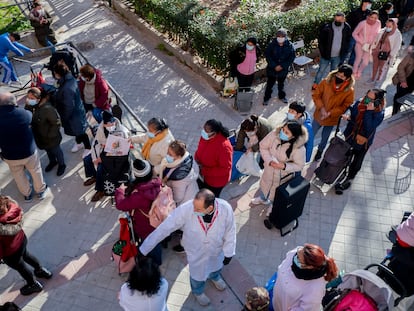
[1,0,414,310]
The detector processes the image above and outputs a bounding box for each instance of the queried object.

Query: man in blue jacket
[0,32,33,86]
[0,92,47,202]
[263,28,295,105]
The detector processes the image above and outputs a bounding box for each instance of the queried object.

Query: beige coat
[392,54,414,85]
[259,126,308,201]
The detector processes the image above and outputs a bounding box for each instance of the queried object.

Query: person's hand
[30,49,35,53]
[223,256,232,265]
[341,113,350,120]
[366,102,375,111]
[401,82,408,88]
[275,65,283,72]
[93,157,102,165]
[118,183,127,191]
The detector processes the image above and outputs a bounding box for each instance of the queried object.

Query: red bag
[333,289,378,311]
[111,217,137,274]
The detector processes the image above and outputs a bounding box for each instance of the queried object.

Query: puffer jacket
[78,69,111,111]
[0,200,25,259]
[259,126,308,201]
[312,71,355,126]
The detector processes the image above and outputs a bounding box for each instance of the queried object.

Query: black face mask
[335,76,344,84]
[334,21,342,27]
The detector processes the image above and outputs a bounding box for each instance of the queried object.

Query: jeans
[314,56,341,84]
[3,235,41,284]
[347,37,356,66]
[46,145,65,166]
[83,154,105,191]
[190,269,222,295]
[312,119,334,153]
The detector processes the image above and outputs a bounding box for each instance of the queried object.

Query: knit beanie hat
[102,111,115,124]
[132,159,151,178]
[289,101,306,114]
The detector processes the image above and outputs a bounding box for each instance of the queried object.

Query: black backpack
[47,49,79,78]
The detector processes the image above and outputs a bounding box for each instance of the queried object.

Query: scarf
[291,258,327,280]
[159,151,190,181]
[353,100,383,136]
[141,129,168,160]
[332,79,350,93]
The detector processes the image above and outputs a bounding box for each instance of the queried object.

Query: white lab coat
[140,198,236,281]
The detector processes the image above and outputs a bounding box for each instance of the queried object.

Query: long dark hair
[240,115,259,132]
[284,120,303,158]
[205,119,230,138]
[127,257,162,296]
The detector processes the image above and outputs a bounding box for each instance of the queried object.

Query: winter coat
[259,126,307,201]
[318,21,352,60]
[372,26,402,65]
[299,111,314,162]
[229,43,262,77]
[265,38,295,78]
[163,154,199,206]
[343,99,384,150]
[91,118,130,162]
[30,101,62,150]
[78,69,111,111]
[0,200,25,259]
[55,72,88,136]
[346,8,370,31]
[195,133,233,188]
[392,54,414,86]
[0,105,36,160]
[114,178,162,240]
[234,117,274,152]
[29,8,57,46]
[273,249,326,311]
[312,71,355,126]
[0,33,31,59]
[131,130,175,175]
[140,198,236,281]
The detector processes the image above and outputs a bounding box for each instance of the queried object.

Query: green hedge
[134,0,388,73]
[0,2,31,34]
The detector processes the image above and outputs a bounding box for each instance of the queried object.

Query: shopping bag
[236,152,262,177]
[222,77,238,97]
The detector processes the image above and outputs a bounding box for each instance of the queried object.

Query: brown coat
[312,72,355,126]
[392,54,414,86]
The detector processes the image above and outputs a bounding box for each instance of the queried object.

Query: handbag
[378,51,389,60]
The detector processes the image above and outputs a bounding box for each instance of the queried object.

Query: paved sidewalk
[1,0,414,310]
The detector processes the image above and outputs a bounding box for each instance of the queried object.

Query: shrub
[0,2,31,34]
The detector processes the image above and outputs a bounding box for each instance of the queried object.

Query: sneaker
[37,185,48,200]
[91,191,105,202]
[366,78,375,84]
[20,281,43,296]
[24,193,33,203]
[211,277,227,291]
[82,149,91,159]
[56,164,66,176]
[251,197,271,205]
[280,98,288,104]
[194,293,210,306]
[264,218,273,230]
[263,99,270,106]
[45,161,57,172]
[71,143,83,153]
[83,177,96,186]
[173,244,185,253]
[314,149,323,161]
[34,267,53,279]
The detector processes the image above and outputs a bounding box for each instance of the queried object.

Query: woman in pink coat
[352,11,381,79]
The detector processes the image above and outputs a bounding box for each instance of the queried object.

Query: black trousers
[347,146,368,180]
[3,235,41,284]
[197,178,224,198]
[75,133,91,150]
[236,71,255,91]
[264,74,287,101]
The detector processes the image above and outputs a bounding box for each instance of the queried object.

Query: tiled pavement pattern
[1,0,414,309]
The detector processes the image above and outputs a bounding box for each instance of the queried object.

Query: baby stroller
[101,154,131,197]
[323,264,408,311]
[312,118,353,193]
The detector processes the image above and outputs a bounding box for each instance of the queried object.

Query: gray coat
[55,73,88,136]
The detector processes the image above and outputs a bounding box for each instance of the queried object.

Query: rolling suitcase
[265,173,310,236]
[233,87,253,115]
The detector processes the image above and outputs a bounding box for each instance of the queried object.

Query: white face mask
[246,44,255,51]
[106,125,116,132]
[385,27,392,32]
[27,99,39,106]
[366,3,372,10]
[277,37,286,44]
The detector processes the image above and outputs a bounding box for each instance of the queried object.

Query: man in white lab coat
[139,188,237,306]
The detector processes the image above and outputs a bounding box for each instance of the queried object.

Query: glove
[223,256,232,265]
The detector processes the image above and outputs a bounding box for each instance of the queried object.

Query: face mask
[293,254,302,268]
[245,131,256,137]
[287,112,296,120]
[147,132,156,138]
[194,211,205,217]
[387,9,394,14]
[27,99,38,106]
[279,130,289,141]
[106,125,116,132]
[385,27,392,32]
[364,97,373,105]
[277,37,285,44]
[334,21,342,27]
[335,76,344,84]
[366,4,372,10]
[165,154,174,163]
[246,44,255,51]
[201,129,210,140]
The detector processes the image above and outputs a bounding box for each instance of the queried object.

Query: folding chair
[291,40,313,76]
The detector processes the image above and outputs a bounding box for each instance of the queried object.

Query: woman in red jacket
[195,119,233,197]
[78,64,111,123]
[114,159,163,265]
[0,196,52,296]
